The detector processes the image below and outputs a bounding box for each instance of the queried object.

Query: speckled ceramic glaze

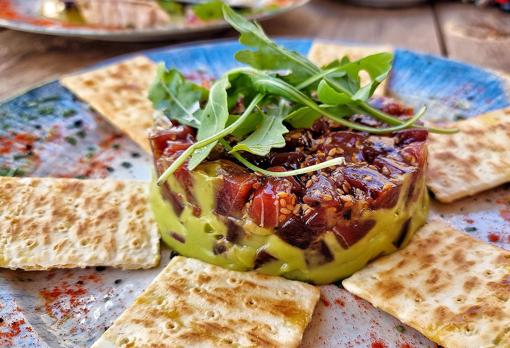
[0,39,509,347]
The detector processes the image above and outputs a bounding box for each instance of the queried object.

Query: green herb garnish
[64,136,77,146]
[193,0,224,20]
[150,5,457,185]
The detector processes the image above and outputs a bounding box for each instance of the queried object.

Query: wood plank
[262,0,441,54]
[435,2,510,73]
[0,30,165,101]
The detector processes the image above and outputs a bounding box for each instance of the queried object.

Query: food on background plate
[92,256,320,348]
[0,177,159,270]
[60,56,157,153]
[147,5,455,284]
[39,0,284,30]
[307,42,392,97]
[73,0,171,29]
[427,107,510,203]
[343,218,510,348]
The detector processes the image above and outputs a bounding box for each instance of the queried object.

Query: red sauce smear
[0,1,55,26]
[500,208,510,222]
[488,233,501,242]
[0,132,37,155]
[334,298,345,308]
[321,297,331,307]
[0,0,105,28]
[400,344,411,348]
[0,319,26,346]
[371,341,387,348]
[39,283,88,319]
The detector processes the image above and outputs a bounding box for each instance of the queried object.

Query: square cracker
[60,56,157,153]
[427,107,510,203]
[343,218,510,348]
[307,41,393,97]
[0,177,159,270]
[92,256,320,348]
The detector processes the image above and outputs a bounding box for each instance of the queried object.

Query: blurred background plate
[0,0,309,41]
[0,38,509,347]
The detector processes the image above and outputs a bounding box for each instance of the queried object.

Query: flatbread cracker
[92,256,320,348]
[0,177,159,270]
[307,41,393,96]
[60,56,157,153]
[427,107,510,203]
[343,218,510,348]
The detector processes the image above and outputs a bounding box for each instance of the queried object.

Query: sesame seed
[383,183,394,190]
[322,194,333,201]
[328,148,336,156]
[280,208,291,214]
[364,175,372,181]
[340,195,353,202]
[306,180,313,188]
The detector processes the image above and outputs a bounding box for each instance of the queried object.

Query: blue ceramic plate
[1,39,509,348]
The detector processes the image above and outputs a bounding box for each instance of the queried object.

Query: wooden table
[0,1,509,101]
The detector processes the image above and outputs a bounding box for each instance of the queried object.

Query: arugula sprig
[150,5,457,185]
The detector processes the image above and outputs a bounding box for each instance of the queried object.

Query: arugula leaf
[230,99,290,156]
[156,93,263,185]
[188,76,230,170]
[153,7,457,184]
[316,80,351,105]
[285,106,320,128]
[227,112,263,138]
[222,5,319,85]
[158,0,184,15]
[149,64,208,128]
[323,52,393,102]
[193,0,224,20]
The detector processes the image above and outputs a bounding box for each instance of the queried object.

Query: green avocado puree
[151,162,428,284]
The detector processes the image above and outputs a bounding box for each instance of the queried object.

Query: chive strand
[220,139,346,177]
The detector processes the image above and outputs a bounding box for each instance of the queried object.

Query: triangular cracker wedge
[343,219,510,348]
[60,56,157,153]
[92,256,320,348]
[0,177,159,270]
[427,107,510,203]
[307,41,393,97]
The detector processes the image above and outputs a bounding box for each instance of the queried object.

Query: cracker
[92,256,320,348]
[60,56,157,153]
[343,218,510,348]
[0,177,159,270]
[307,41,393,96]
[427,107,510,202]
